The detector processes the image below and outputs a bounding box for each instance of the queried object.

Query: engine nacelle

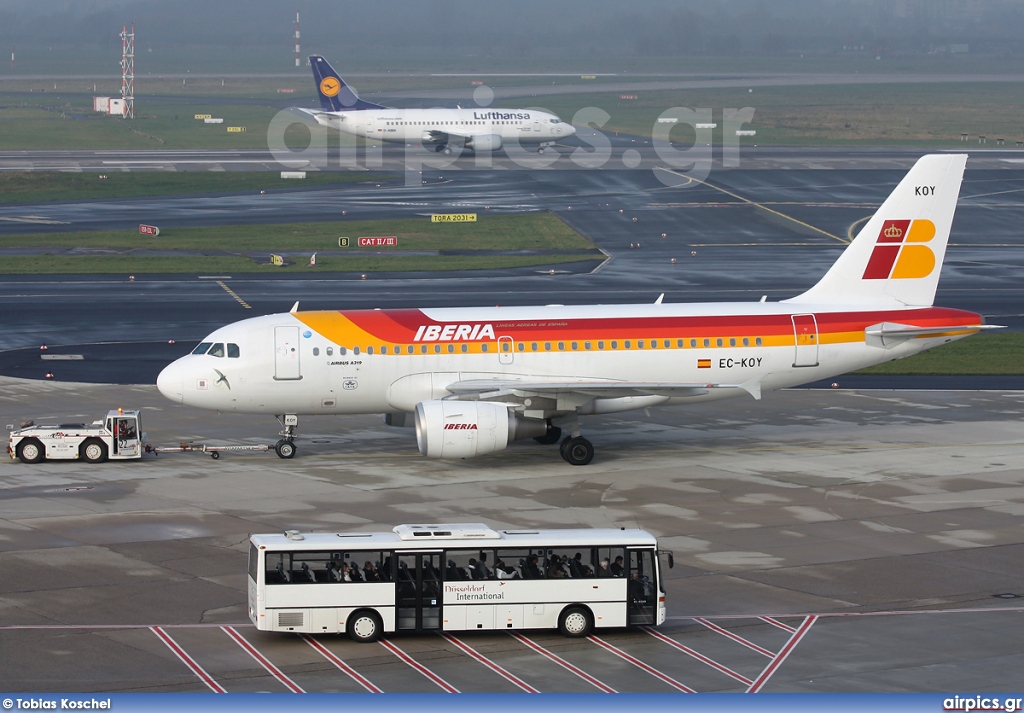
[414,400,547,459]
[465,133,502,152]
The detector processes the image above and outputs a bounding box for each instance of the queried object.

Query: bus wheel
[16,438,45,464]
[80,439,108,464]
[347,609,383,643]
[558,605,593,638]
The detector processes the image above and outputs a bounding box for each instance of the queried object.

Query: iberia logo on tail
[862,219,936,280]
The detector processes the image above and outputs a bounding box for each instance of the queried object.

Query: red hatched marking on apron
[150,626,226,693]
[378,638,459,692]
[759,616,797,633]
[588,634,695,692]
[642,626,753,686]
[442,633,540,693]
[302,635,382,693]
[222,625,304,693]
[746,615,817,693]
[510,633,616,692]
[693,617,775,657]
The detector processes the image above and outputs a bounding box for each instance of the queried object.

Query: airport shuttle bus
[248,523,671,642]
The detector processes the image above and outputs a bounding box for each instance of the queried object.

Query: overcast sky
[3,0,1022,64]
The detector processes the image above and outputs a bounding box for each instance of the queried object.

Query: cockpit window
[227,343,240,358]
[192,342,213,355]
[208,343,225,358]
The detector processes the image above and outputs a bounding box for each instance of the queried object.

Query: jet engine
[465,134,502,152]
[414,400,547,459]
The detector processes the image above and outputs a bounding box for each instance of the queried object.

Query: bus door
[626,548,657,626]
[396,552,442,631]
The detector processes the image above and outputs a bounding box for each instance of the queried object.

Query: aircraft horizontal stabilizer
[865,321,1000,346]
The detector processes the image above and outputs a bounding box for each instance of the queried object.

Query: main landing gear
[275,414,298,459]
[535,418,595,466]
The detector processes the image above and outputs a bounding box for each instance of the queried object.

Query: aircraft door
[274,326,302,380]
[791,314,819,367]
[498,336,514,365]
[396,552,442,631]
[532,118,541,133]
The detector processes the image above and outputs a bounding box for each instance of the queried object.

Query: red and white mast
[120,23,135,119]
[294,12,300,67]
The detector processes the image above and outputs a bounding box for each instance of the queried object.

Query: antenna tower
[120,24,135,119]
[295,12,301,67]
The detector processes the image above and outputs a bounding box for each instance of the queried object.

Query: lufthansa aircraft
[157,155,994,465]
[300,55,575,153]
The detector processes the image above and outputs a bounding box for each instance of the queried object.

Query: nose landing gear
[275,414,298,459]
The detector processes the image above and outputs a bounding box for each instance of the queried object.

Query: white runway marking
[302,635,382,692]
[642,626,753,686]
[222,625,305,693]
[746,616,818,693]
[510,633,616,692]
[378,638,459,692]
[442,633,540,693]
[150,626,226,693]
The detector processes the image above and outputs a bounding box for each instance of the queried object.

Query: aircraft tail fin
[784,154,967,308]
[309,55,386,112]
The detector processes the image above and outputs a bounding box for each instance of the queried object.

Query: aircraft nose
[564,123,576,136]
[157,360,183,404]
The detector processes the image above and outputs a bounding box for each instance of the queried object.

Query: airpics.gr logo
[862,218,937,280]
[319,77,341,98]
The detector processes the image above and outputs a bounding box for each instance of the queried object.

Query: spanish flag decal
[697,358,712,369]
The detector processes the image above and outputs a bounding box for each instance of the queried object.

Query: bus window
[495,548,542,579]
[445,550,495,580]
[547,548,592,578]
[594,547,625,578]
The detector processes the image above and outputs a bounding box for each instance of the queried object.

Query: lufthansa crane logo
[862,219,937,280]
[320,77,341,97]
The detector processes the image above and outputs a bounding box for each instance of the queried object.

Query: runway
[1,379,1022,692]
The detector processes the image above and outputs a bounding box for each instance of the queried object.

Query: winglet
[654,293,665,305]
[290,301,300,314]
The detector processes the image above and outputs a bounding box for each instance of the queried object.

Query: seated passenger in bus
[569,552,593,578]
[363,561,380,582]
[477,553,493,579]
[610,556,625,577]
[495,560,519,580]
[523,554,543,579]
[446,560,461,580]
[348,561,363,582]
[547,557,567,578]
[596,559,611,577]
[468,557,484,580]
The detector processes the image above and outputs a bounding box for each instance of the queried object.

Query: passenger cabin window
[192,342,213,355]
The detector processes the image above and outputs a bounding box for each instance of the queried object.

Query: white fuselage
[156,301,981,418]
[311,107,574,147]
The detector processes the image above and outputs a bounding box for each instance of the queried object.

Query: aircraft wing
[445,378,763,401]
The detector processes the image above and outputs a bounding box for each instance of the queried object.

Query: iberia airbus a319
[157,154,995,465]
